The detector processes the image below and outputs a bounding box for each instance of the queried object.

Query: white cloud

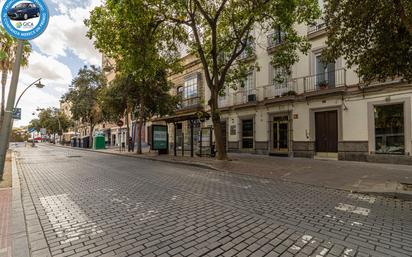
[33,0,102,65]
[24,52,72,83]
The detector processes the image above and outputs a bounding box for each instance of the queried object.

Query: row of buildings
[62,4,412,165]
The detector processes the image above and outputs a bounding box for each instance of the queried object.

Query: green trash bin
[93,135,106,150]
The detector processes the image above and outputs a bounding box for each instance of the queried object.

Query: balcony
[176,96,201,111]
[234,89,258,106]
[303,68,347,94]
[238,44,256,61]
[267,31,285,53]
[263,80,297,100]
[308,21,326,39]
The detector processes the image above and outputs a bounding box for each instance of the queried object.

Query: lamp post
[15,79,45,109]
[0,77,45,179]
[13,80,45,147]
[0,40,24,181]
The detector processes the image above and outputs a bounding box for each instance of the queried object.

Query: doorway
[315,110,338,153]
[272,116,289,153]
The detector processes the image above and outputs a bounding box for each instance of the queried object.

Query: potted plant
[317,81,329,90]
[281,90,297,97]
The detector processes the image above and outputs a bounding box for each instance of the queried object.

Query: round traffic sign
[117,120,124,127]
[1,0,49,40]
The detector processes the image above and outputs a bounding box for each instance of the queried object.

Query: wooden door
[315,111,338,152]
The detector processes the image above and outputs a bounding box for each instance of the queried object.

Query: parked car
[7,2,40,20]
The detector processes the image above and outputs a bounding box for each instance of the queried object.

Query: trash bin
[93,135,105,150]
[82,136,90,148]
[71,137,77,147]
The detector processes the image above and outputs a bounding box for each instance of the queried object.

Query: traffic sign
[12,107,21,120]
[1,0,49,40]
[117,120,124,127]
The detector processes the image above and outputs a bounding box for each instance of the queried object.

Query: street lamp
[15,79,45,108]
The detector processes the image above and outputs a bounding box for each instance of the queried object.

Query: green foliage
[98,74,135,123]
[29,108,73,135]
[323,0,412,83]
[158,0,319,159]
[86,0,181,122]
[62,66,106,127]
[0,26,32,71]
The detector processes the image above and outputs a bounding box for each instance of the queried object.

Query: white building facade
[159,16,412,164]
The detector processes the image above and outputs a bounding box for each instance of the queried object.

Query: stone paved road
[14,145,412,257]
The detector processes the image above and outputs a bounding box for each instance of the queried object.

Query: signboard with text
[12,108,21,120]
[1,0,49,40]
[151,125,168,151]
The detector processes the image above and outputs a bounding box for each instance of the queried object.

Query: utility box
[93,135,105,150]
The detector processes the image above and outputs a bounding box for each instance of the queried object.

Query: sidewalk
[55,144,412,200]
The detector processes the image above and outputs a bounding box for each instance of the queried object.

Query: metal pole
[0,40,23,179]
[174,123,177,156]
[190,120,194,157]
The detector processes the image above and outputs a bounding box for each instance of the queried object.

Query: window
[268,28,286,48]
[374,104,405,154]
[242,119,254,149]
[243,73,254,93]
[183,76,198,99]
[315,54,335,88]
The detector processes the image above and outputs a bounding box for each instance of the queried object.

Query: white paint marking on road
[40,194,103,244]
[347,193,376,204]
[290,245,301,251]
[335,203,370,216]
[350,221,363,226]
[343,248,354,257]
[171,195,177,200]
[315,247,329,257]
[139,210,158,221]
[301,235,313,244]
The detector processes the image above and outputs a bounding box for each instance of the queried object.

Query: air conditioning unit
[248,94,256,102]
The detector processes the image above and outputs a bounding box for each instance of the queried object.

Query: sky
[0,0,102,127]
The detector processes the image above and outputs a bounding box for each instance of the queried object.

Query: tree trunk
[210,91,228,160]
[1,70,8,126]
[137,102,144,155]
[89,124,94,148]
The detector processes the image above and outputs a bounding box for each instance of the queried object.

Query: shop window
[374,104,405,154]
[242,119,254,149]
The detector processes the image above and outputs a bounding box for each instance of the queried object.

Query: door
[315,111,338,152]
[272,116,289,152]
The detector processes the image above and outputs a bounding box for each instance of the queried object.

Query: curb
[47,144,220,172]
[48,144,412,202]
[10,151,30,257]
[351,190,412,202]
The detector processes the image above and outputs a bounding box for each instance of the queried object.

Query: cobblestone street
[13,145,412,257]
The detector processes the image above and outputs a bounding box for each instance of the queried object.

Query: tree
[0,26,31,126]
[323,0,412,83]
[63,66,106,147]
[29,108,73,142]
[99,74,136,146]
[86,0,182,154]
[159,0,320,159]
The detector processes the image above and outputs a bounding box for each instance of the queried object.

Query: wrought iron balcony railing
[176,96,201,110]
[303,68,347,93]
